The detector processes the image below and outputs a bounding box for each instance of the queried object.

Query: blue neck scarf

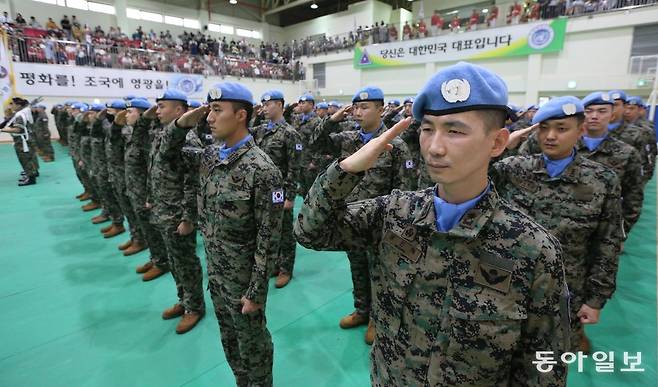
[359,122,384,144]
[267,118,286,131]
[218,134,252,160]
[433,183,490,233]
[608,121,621,131]
[300,112,314,123]
[542,149,576,178]
[582,135,607,151]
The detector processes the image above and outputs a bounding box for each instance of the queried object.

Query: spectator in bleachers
[468,9,480,31]
[431,11,444,36]
[46,18,57,31]
[0,11,12,25]
[29,16,42,28]
[450,15,461,32]
[60,15,71,39]
[402,21,411,40]
[15,14,26,26]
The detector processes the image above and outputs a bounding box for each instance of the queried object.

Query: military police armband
[271,188,285,204]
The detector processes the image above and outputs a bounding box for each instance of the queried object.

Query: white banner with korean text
[13,63,205,99]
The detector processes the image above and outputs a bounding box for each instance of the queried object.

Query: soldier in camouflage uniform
[32,104,55,162]
[637,102,655,133]
[580,92,645,237]
[309,86,416,344]
[507,104,537,132]
[295,62,569,387]
[148,89,204,334]
[608,90,656,184]
[123,100,170,280]
[67,103,95,200]
[177,82,283,387]
[2,98,39,186]
[51,104,68,146]
[384,97,421,190]
[624,95,657,181]
[290,93,322,198]
[251,90,303,288]
[78,107,105,212]
[494,96,622,353]
[88,102,125,238]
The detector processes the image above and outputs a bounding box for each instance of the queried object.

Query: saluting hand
[577,304,600,324]
[177,105,209,129]
[330,104,352,123]
[97,109,107,121]
[143,105,158,119]
[506,123,538,150]
[114,110,128,126]
[240,296,263,315]
[339,117,412,174]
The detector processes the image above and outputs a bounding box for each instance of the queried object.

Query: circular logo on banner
[528,24,555,50]
[176,77,197,94]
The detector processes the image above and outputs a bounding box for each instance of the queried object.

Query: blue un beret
[72,102,88,111]
[328,101,340,108]
[531,96,584,125]
[126,98,152,110]
[64,100,76,106]
[89,103,105,112]
[207,82,253,105]
[124,95,138,101]
[609,90,627,102]
[626,96,643,106]
[298,93,314,103]
[353,86,384,103]
[34,103,47,110]
[582,92,614,107]
[404,97,415,105]
[156,89,188,104]
[412,62,516,121]
[106,100,127,110]
[187,100,202,108]
[388,99,401,106]
[261,90,285,103]
[316,102,329,110]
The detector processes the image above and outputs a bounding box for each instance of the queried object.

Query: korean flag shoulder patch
[272,188,285,204]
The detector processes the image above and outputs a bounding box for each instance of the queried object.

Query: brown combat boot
[275,272,292,288]
[81,202,100,211]
[118,239,133,250]
[123,240,147,256]
[103,224,125,238]
[162,303,185,320]
[176,311,205,334]
[143,265,168,281]
[75,191,87,199]
[43,156,54,162]
[365,319,375,345]
[91,214,110,224]
[78,192,91,201]
[339,311,369,329]
[100,224,113,233]
[136,261,153,274]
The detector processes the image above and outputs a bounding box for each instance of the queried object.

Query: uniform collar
[218,134,253,162]
[576,136,613,155]
[412,183,500,239]
[433,182,490,233]
[532,151,583,183]
[266,118,287,131]
[541,149,576,178]
[357,122,386,144]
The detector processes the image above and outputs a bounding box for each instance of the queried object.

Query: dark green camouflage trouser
[128,196,169,270]
[346,249,373,317]
[153,221,204,313]
[277,208,296,274]
[208,281,273,387]
[35,125,55,159]
[12,136,39,177]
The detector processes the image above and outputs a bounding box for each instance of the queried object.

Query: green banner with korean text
[354,18,567,69]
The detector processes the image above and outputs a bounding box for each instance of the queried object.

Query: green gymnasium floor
[0,143,655,387]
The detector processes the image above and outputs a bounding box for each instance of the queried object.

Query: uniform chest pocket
[208,189,255,233]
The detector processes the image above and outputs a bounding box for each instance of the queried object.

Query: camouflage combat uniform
[8,113,39,177]
[32,109,54,160]
[51,106,68,145]
[196,136,283,387]
[147,120,204,314]
[609,121,656,184]
[291,112,322,197]
[309,120,416,318]
[124,116,168,270]
[251,119,303,275]
[90,119,124,225]
[294,161,570,387]
[492,153,622,350]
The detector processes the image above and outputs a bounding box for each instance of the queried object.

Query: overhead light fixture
[229,0,237,4]
[567,80,577,89]
[310,2,318,9]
